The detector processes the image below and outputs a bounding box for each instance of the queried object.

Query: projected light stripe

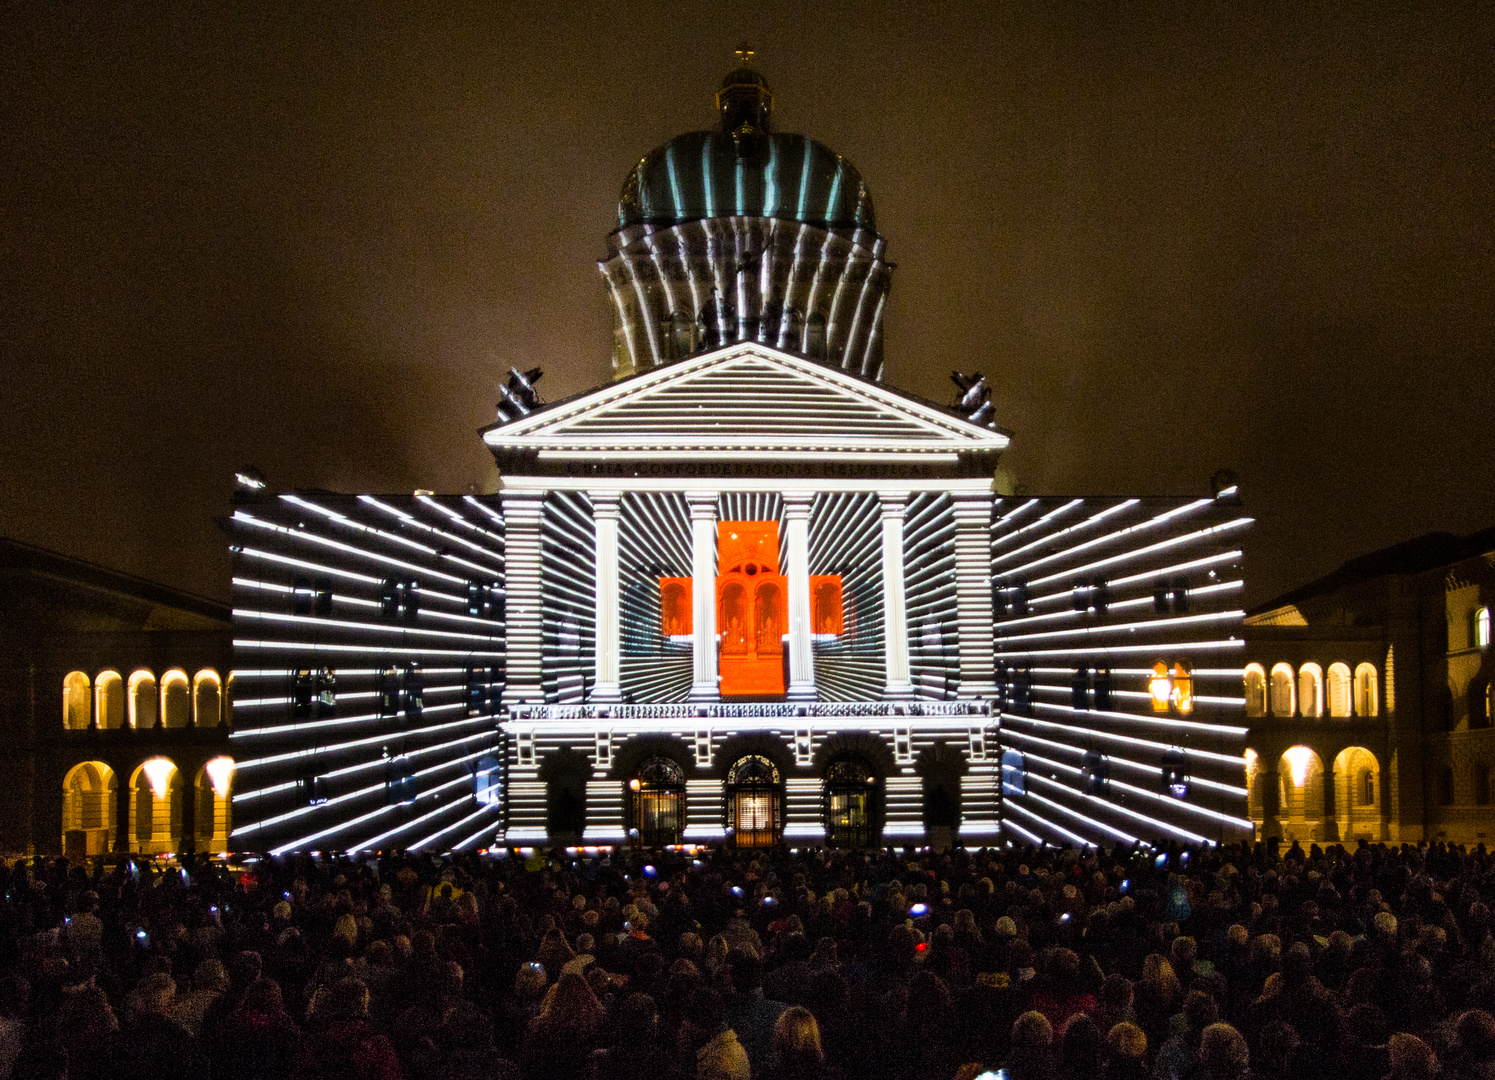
[905,493,958,698]
[993,495,1253,848]
[230,493,506,853]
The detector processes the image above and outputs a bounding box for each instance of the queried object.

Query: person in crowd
[301,977,400,1080]
[764,1005,838,1080]
[112,973,208,1080]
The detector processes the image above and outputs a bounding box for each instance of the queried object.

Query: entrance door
[824,758,879,848]
[631,758,686,845]
[726,754,782,847]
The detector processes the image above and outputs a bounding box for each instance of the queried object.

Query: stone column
[1322,755,1340,841]
[878,491,914,699]
[501,490,546,705]
[686,492,719,702]
[952,493,997,698]
[1261,762,1284,840]
[589,492,622,703]
[783,492,817,701]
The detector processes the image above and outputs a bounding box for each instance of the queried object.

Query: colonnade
[500,487,996,704]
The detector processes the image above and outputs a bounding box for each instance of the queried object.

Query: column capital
[500,489,545,520]
[685,490,719,518]
[877,490,910,517]
[587,490,622,518]
[782,491,815,517]
[950,492,994,522]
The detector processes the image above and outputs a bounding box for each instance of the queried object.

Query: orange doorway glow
[718,521,786,696]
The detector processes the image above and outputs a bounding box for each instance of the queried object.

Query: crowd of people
[4,838,1495,1079]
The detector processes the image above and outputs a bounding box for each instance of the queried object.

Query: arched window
[1355,663,1379,717]
[160,669,191,729]
[726,754,782,848]
[1149,662,1172,713]
[63,672,91,730]
[811,576,844,636]
[1001,749,1027,796]
[721,582,749,654]
[1297,663,1323,718]
[128,670,157,729]
[197,757,234,852]
[629,757,685,846]
[1244,664,1266,717]
[193,670,222,728]
[1270,663,1296,717]
[1171,661,1194,714]
[95,671,124,730]
[1162,749,1190,799]
[1327,663,1353,717]
[130,758,181,854]
[659,578,691,638]
[1082,750,1110,795]
[754,582,783,653]
[62,761,117,857]
[1476,606,1492,649]
[824,758,878,848]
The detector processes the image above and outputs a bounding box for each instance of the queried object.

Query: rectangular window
[314,577,334,617]
[1072,666,1091,710]
[315,668,336,718]
[292,669,314,718]
[376,667,399,718]
[292,578,314,616]
[402,665,423,719]
[466,667,486,716]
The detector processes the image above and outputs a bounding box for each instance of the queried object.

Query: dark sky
[2,3,1492,609]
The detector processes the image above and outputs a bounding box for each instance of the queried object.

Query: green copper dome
[615,134,876,232]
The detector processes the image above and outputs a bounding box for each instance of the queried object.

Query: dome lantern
[717,44,772,157]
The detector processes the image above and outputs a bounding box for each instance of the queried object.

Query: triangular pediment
[482,343,1009,461]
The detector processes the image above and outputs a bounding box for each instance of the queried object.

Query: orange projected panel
[717,521,786,697]
[659,577,692,637]
[810,575,844,635]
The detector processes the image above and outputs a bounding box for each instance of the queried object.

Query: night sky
[2,4,1491,609]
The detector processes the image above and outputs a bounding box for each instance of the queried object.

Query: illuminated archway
[1333,746,1381,841]
[1244,664,1267,718]
[193,669,222,728]
[1297,663,1323,718]
[63,671,91,730]
[195,757,234,852]
[1269,663,1296,717]
[160,669,191,729]
[1243,749,1264,835]
[62,761,116,856]
[1355,663,1380,717]
[128,758,182,854]
[1278,746,1324,841]
[95,670,124,730]
[128,670,157,729]
[1327,663,1352,717]
[629,757,685,846]
[726,754,782,848]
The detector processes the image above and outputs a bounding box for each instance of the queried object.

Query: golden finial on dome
[735,43,755,66]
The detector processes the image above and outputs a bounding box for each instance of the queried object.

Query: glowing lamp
[909,903,929,917]
[629,779,641,791]
[642,864,657,878]
[204,756,235,798]
[141,758,175,799]
[1285,746,1313,787]
[730,885,745,899]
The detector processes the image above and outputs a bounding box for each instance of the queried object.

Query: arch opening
[629,757,685,846]
[1333,746,1381,841]
[1277,746,1324,842]
[1244,664,1266,718]
[1327,663,1353,717]
[196,757,235,852]
[95,671,124,730]
[62,761,116,856]
[160,669,191,729]
[194,669,222,728]
[725,754,781,848]
[1298,663,1324,718]
[129,758,181,854]
[128,670,157,729]
[1270,663,1296,717]
[63,672,91,730]
[1355,663,1380,717]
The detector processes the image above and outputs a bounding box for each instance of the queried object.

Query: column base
[688,685,720,704]
[787,681,818,703]
[881,681,916,700]
[588,686,623,704]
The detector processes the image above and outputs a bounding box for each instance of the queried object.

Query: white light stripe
[1107,551,1245,588]
[233,710,481,762]
[1020,699,1248,736]
[1004,799,1093,847]
[1023,786,1139,844]
[236,548,381,586]
[998,499,1213,581]
[359,496,505,572]
[994,609,1244,646]
[234,730,497,801]
[992,500,1134,566]
[997,581,1244,630]
[405,803,502,852]
[452,815,504,852]
[233,577,504,630]
[989,499,1086,559]
[463,495,506,527]
[235,608,500,644]
[995,639,1245,662]
[998,726,1249,794]
[1001,713,1246,766]
[234,640,504,658]
[355,799,477,854]
[1002,817,1045,846]
[242,749,495,839]
[233,510,466,585]
[1016,752,1216,843]
[1028,519,1253,589]
[268,772,476,854]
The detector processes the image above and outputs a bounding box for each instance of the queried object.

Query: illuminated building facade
[0,537,233,857]
[1244,526,1495,845]
[227,62,1256,853]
